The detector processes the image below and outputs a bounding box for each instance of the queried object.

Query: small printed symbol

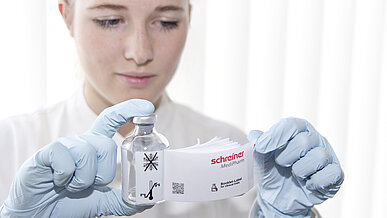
[172,182,184,194]
[211,184,218,192]
[143,152,158,171]
[140,180,160,200]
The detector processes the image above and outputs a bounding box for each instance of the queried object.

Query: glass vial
[121,115,169,205]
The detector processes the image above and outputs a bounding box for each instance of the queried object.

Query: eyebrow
[87,4,184,13]
[155,5,184,12]
[88,4,127,11]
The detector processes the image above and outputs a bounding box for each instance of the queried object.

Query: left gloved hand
[248,117,344,217]
[0,99,155,217]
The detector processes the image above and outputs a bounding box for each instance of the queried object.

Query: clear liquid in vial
[121,115,168,205]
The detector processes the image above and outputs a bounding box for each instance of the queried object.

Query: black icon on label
[140,180,160,200]
[211,184,218,192]
[143,152,159,171]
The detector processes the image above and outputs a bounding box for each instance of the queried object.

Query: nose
[124,26,154,66]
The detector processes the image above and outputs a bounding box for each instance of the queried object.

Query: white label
[135,151,164,204]
[133,139,255,203]
[163,142,255,202]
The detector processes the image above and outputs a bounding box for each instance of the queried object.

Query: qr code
[172,182,184,194]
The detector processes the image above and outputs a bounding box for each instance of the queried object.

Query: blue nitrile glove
[248,117,344,217]
[0,99,154,218]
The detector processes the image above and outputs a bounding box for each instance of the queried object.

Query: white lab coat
[0,90,257,218]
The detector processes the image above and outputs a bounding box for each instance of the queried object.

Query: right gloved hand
[248,118,344,217]
[0,99,155,218]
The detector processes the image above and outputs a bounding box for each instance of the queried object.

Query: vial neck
[133,124,154,136]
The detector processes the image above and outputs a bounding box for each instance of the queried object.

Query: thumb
[247,130,263,144]
[95,187,152,216]
[254,117,309,154]
[89,99,155,138]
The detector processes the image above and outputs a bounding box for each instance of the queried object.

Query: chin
[114,92,159,104]
[109,83,165,103]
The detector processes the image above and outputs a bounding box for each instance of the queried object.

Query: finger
[255,117,310,154]
[59,137,98,192]
[247,130,263,144]
[81,134,117,185]
[292,147,332,180]
[321,136,341,164]
[52,187,153,217]
[306,164,344,198]
[36,141,76,187]
[90,99,154,138]
[98,188,153,216]
[275,131,320,167]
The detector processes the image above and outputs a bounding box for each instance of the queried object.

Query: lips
[115,73,156,88]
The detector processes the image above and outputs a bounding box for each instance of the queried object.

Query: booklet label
[135,138,255,203]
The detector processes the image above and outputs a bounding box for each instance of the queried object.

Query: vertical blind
[0,0,386,217]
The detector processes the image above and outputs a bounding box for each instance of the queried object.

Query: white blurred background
[0,0,386,217]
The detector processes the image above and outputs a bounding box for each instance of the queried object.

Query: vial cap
[133,114,156,124]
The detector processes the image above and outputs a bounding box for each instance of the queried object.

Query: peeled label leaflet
[134,138,255,203]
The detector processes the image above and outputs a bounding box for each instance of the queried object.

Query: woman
[0,0,343,217]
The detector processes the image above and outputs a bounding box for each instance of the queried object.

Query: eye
[157,20,179,31]
[93,18,123,29]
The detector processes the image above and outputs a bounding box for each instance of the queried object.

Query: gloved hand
[248,117,344,217]
[0,99,154,218]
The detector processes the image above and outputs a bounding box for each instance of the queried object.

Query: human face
[64,0,190,108]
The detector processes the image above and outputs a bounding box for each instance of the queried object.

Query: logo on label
[140,180,160,201]
[211,184,218,192]
[143,152,158,171]
[210,151,244,165]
